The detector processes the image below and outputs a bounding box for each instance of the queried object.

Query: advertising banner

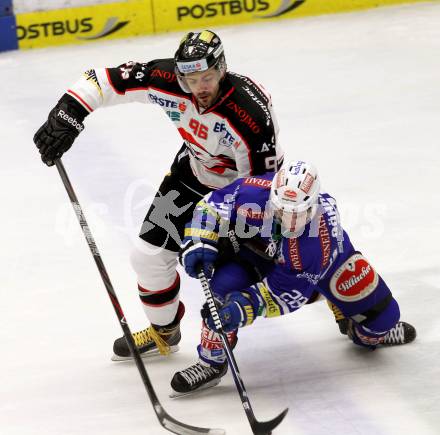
[15,0,154,49]
[152,0,429,32]
[3,0,430,52]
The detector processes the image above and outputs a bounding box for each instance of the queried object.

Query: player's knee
[130,239,178,290]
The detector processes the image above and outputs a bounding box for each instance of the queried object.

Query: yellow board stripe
[153,0,428,33]
[14,0,428,50]
[16,0,153,50]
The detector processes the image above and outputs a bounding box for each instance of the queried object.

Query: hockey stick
[198,268,288,435]
[54,159,224,435]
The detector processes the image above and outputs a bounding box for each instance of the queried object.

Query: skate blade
[169,378,222,399]
[111,344,180,361]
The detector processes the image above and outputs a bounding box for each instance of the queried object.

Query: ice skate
[170,361,228,398]
[112,302,184,361]
[381,321,416,346]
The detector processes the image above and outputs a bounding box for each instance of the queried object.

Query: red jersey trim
[203,86,235,114]
[67,89,94,113]
[178,127,210,154]
[105,68,123,95]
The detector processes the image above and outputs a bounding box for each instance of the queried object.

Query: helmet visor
[175,65,222,94]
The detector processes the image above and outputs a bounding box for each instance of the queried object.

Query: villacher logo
[16,16,129,41]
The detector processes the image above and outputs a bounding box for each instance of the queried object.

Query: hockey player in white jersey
[33,30,284,359]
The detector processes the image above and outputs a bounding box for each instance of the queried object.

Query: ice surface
[1,3,440,434]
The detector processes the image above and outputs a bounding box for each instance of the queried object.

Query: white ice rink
[2,2,440,434]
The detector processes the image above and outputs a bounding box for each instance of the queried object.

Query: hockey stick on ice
[198,268,288,435]
[54,159,224,435]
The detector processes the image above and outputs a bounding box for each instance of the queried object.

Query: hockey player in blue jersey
[170,160,416,395]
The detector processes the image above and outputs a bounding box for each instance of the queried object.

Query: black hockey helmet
[174,30,226,92]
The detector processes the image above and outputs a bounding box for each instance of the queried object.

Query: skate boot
[170,361,228,398]
[381,321,416,346]
[327,300,349,335]
[112,302,184,361]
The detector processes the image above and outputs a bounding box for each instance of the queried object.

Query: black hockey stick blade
[160,413,225,435]
[250,407,289,435]
[142,379,225,435]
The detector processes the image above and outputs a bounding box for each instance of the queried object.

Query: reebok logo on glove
[57,110,84,132]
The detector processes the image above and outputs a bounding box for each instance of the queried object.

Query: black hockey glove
[34,95,86,166]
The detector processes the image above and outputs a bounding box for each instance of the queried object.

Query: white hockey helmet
[270,160,321,214]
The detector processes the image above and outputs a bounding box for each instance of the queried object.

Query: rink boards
[0,0,432,51]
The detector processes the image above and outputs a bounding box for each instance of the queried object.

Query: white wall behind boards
[13,0,116,13]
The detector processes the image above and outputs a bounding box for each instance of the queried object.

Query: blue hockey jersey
[184,172,398,331]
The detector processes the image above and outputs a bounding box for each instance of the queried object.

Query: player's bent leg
[112,240,182,360]
[131,240,180,324]
[348,296,416,348]
[170,261,257,396]
[322,251,416,347]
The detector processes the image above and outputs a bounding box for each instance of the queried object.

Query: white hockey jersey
[66,58,284,188]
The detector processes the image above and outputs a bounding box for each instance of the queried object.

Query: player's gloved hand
[179,239,218,279]
[347,319,385,350]
[202,292,256,332]
[34,99,85,166]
